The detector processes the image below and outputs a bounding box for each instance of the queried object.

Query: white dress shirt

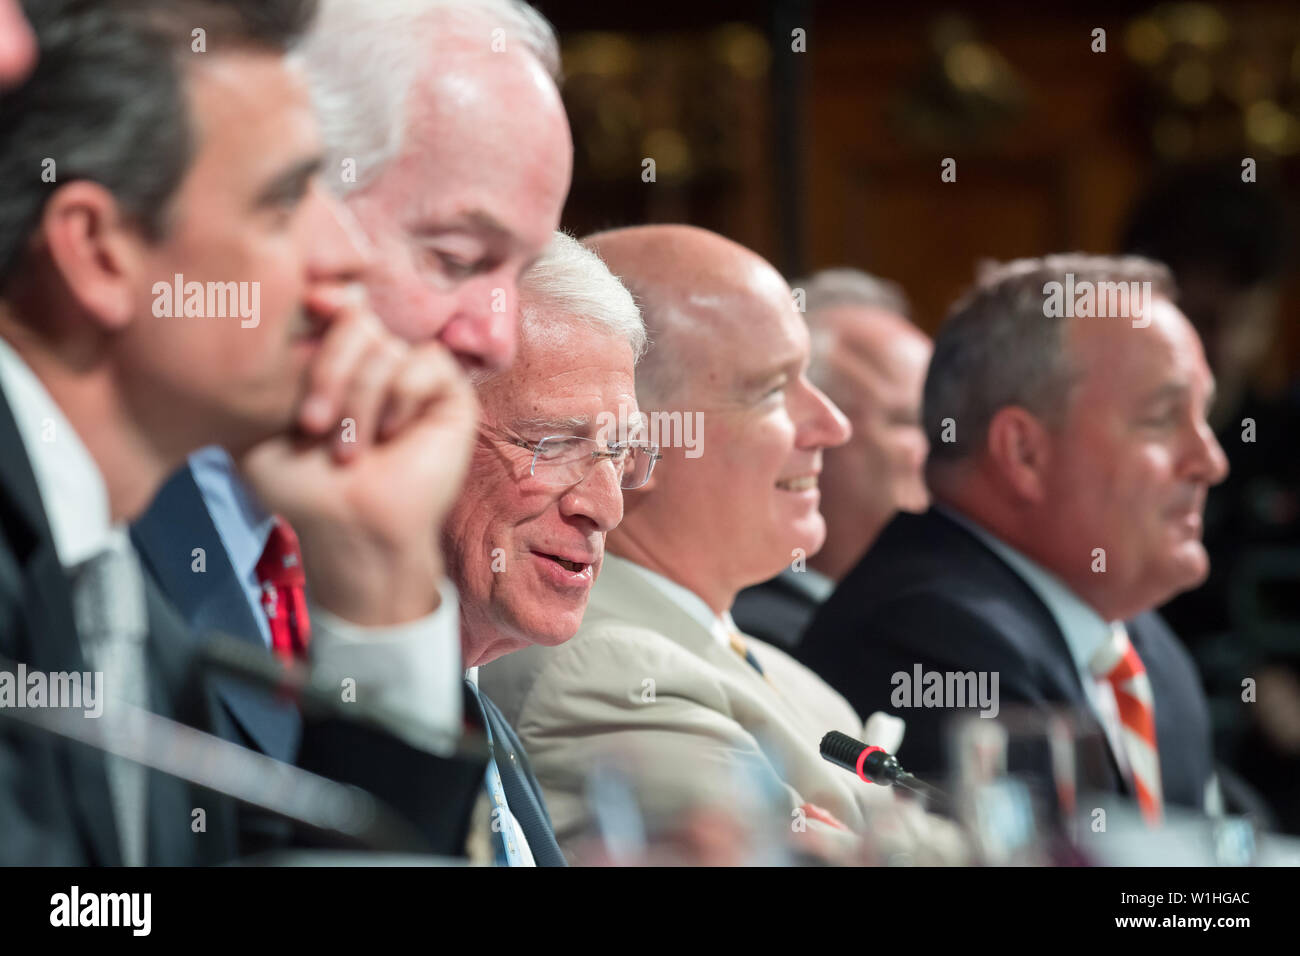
[0,337,116,568]
[464,665,534,866]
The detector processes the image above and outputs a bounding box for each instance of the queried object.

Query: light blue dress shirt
[183,445,465,745]
[189,446,277,648]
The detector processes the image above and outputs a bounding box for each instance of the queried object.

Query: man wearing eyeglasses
[441,231,648,865]
[480,226,968,864]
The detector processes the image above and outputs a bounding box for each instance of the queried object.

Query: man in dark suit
[132,0,574,865]
[799,255,1228,819]
[0,0,482,864]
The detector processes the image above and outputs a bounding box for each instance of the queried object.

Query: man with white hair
[443,231,650,864]
[132,0,573,859]
[481,226,966,864]
[734,268,932,649]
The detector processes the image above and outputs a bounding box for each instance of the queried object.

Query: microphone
[820,730,945,802]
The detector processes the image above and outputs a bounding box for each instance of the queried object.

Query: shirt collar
[607,553,736,648]
[464,666,479,688]
[0,336,114,568]
[188,445,276,580]
[938,504,1115,672]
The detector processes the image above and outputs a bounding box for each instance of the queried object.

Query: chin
[787,514,827,559]
[1158,545,1211,599]
[518,608,583,647]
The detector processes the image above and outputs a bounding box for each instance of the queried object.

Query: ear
[985,405,1052,504]
[39,181,148,330]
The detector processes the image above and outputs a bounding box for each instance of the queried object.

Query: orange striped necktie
[1090,622,1163,825]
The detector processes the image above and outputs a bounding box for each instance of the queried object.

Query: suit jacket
[0,391,234,865]
[133,463,540,861]
[480,555,965,862]
[464,680,566,866]
[797,509,1215,810]
[732,567,834,650]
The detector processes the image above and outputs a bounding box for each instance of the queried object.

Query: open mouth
[776,475,818,492]
[536,552,591,574]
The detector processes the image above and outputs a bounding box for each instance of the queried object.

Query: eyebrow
[1140,378,1217,410]
[514,414,592,435]
[738,356,800,394]
[254,155,323,207]
[413,209,513,242]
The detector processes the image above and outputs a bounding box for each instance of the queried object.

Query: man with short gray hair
[799,254,1226,820]
[734,268,931,648]
[443,231,649,865]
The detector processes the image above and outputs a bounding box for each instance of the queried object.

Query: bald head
[582,225,850,613]
[584,225,794,407]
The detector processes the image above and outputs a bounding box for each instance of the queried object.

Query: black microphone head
[820,730,864,772]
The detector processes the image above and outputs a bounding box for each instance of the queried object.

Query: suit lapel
[0,387,121,864]
[140,577,241,864]
[593,556,778,690]
[132,464,300,762]
[924,511,1128,792]
[590,556,719,657]
[477,689,566,867]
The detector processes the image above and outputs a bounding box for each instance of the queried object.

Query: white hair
[794,267,912,395]
[795,267,910,319]
[471,231,645,384]
[295,0,560,196]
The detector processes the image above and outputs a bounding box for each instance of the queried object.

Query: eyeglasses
[484,427,661,490]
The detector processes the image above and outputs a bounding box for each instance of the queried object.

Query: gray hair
[474,232,645,384]
[296,0,560,197]
[794,267,910,319]
[924,253,1176,471]
[793,267,912,396]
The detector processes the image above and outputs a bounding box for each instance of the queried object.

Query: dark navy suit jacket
[797,509,1215,811]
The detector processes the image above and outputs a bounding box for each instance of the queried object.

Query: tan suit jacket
[480,555,964,863]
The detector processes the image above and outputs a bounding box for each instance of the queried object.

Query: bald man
[480,225,966,864]
[734,269,932,649]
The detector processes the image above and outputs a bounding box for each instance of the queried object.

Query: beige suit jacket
[480,555,964,863]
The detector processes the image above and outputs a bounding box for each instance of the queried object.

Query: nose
[558,457,624,533]
[304,182,371,285]
[1186,414,1230,486]
[437,276,519,372]
[795,378,852,450]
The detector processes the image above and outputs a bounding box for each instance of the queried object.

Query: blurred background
[540,0,1300,831]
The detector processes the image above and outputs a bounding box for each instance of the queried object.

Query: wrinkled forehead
[482,322,638,426]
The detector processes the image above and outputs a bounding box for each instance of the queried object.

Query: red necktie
[255,517,311,663]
